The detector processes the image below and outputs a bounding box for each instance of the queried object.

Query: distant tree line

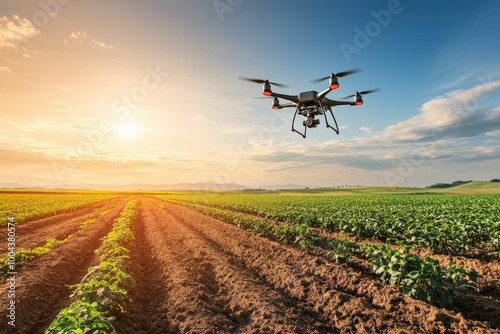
[427,179,500,188]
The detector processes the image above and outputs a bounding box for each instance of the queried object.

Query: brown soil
[115,198,498,333]
[0,197,126,257]
[0,196,498,333]
[171,199,500,328]
[0,201,128,334]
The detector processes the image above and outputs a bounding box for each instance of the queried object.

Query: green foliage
[0,236,70,279]
[326,238,360,264]
[0,193,119,226]
[46,300,116,334]
[363,242,478,310]
[427,180,474,188]
[79,218,97,230]
[45,200,138,334]
[273,224,320,251]
[158,193,500,255]
[165,196,483,310]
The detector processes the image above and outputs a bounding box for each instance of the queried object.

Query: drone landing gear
[324,107,340,135]
[291,106,339,138]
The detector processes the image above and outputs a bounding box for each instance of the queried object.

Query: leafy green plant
[273,225,320,251]
[45,200,138,334]
[363,242,478,310]
[0,236,70,280]
[326,238,360,264]
[46,300,116,334]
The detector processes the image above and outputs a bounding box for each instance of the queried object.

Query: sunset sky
[1,0,500,188]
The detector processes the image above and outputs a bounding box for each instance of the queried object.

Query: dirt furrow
[0,197,125,257]
[118,199,331,333]
[168,200,500,329]
[157,199,498,334]
[0,201,128,334]
[114,200,175,334]
[173,200,500,287]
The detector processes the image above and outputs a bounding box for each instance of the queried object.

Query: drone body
[240,69,379,138]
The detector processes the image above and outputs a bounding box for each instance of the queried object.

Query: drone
[240,68,380,138]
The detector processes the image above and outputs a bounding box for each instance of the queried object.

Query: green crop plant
[326,238,360,264]
[363,242,478,310]
[273,224,320,251]
[0,236,71,280]
[157,193,500,255]
[0,193,119,226]
[45,200,138,334]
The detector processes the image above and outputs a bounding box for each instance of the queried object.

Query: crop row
[0,193,120,226]
[160,200,479,310]
[157,194,500,255]
[45,200,138,334]
[0,218,98,280]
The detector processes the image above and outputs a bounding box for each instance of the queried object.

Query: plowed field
[0,196,498,333]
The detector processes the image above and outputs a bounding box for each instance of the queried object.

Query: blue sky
[0,0,500,187]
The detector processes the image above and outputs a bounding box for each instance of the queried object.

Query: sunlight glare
[117,122,140,137]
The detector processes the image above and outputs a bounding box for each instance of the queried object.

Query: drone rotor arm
[317,87,334,100]
[278,102,298,109]
[270,92,299,103]
[321,98,353,107]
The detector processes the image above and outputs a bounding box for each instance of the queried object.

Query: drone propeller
[311,67,362,83]
[238,76,289,88]
[342,88,381,99]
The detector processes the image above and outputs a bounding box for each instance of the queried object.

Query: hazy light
[116,122,140,137]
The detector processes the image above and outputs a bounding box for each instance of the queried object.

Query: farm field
[0,191,122,226]
[0,187,498,333]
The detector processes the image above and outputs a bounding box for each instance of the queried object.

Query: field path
[0,200,128,334]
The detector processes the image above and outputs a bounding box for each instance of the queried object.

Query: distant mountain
[0,182,249,191]
[0,182,30,189]
[259,184,309,190]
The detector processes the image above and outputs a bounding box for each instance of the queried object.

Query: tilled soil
[0,201,128,334]
[171,199,500,329]
[0,196,498,333]
[0,197,126,257]
[115,198,499,333]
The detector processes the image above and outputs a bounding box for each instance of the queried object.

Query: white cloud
[359,126,373,133]
[0,66,12,73]
[67,32,116,49]
[0,15,40,49]
[381,80,500,142]
[242,80,500,172]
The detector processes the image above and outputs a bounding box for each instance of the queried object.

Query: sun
[116,122,140,137]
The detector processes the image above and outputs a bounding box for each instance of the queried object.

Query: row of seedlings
[45,200,138,334]
[162,200,479,311]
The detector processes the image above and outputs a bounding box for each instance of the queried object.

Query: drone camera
[303,117,320,128]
